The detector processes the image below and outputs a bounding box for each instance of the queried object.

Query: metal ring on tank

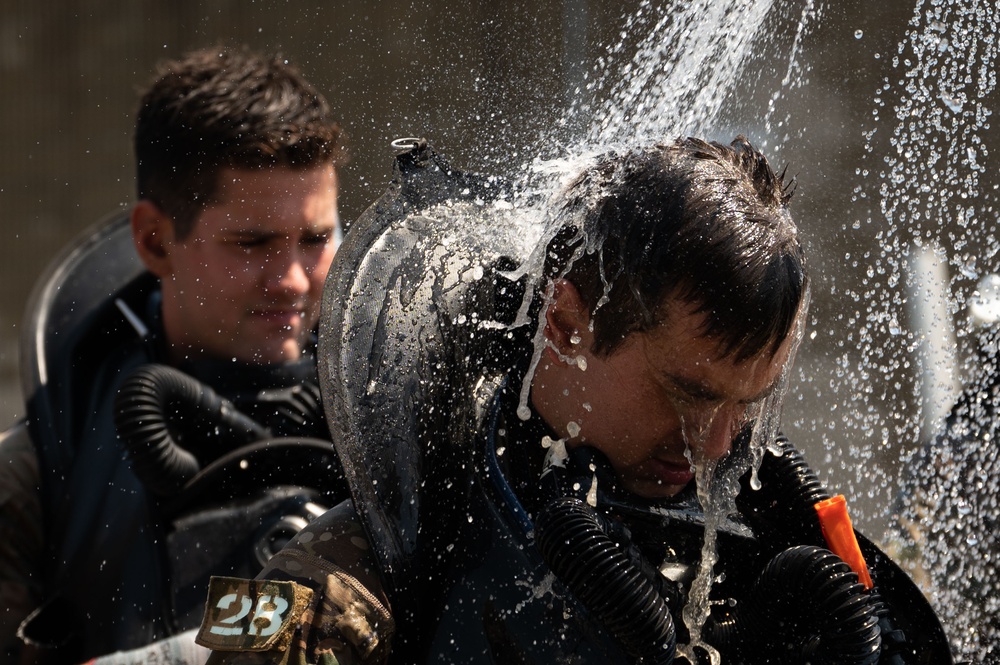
[390,137,427,154]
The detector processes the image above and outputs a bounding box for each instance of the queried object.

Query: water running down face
[530,280,798,499]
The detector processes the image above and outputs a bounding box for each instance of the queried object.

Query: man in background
[0,45,344,663]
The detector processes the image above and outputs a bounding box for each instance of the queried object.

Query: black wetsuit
[19,281,335,661]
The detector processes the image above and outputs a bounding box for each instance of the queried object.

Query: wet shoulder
[198,501,394,665]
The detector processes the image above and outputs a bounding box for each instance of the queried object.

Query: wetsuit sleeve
[0,421,44,660]
[198,501,394,665]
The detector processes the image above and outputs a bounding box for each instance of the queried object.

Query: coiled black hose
[534,439,914,663]
[113,363,269,495]
[535,497,677,665]
[710,545,881,665]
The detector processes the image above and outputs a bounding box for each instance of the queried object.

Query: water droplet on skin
[855,29,864,39]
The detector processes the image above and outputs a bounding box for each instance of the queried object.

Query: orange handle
[814,494,874,589]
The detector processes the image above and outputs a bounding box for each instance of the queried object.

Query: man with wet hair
[529,140,805,500]
[132,46,343,366]
[0,46,343,662]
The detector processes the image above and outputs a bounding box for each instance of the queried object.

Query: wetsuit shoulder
[199,501,393,665]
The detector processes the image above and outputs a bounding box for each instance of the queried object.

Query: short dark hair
[548,135,807,361]
[134,46,343,239]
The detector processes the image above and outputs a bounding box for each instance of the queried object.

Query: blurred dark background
[2,0,989,532]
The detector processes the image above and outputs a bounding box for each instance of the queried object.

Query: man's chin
[625,479,689,500]
[236,338,304,365]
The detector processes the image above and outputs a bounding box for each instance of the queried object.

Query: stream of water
[521,0,996,659]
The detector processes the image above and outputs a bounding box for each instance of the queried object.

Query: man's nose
[685,405,740,461]
[267,249,311,296]
[699,417,735,461]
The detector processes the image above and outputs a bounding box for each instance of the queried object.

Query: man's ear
[544,279,593,360]
[131,200,175,278]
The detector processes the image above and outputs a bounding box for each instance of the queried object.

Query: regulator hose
[708,545,881,664]
[114,363,269,495]
[535,497,677,665]
[738,434,831,547]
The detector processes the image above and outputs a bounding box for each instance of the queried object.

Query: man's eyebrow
[221,223,335,240]
[665,373,780,404]
[665,374,724,402]
[743,378,781,404]
[222,228,278,239]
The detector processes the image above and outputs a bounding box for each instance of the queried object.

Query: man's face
[534,292,796,499]
[159,164,338,364]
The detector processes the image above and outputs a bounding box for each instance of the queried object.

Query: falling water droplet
[940,92,964,113]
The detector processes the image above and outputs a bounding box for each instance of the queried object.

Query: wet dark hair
[134,46,343,239]
[548,135,807,361]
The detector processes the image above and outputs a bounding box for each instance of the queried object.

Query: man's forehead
[196,166,338,234]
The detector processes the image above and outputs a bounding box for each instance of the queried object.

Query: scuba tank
[16,213,348,662]
[318,138,953,664]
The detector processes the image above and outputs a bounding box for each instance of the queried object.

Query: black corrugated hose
[534,436,901,663]
[738,434,832,547]
[113,363,269,495]
[535,496,677,665]
[707,544,882,664]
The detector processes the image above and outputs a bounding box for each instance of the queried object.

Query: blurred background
[2,0,994,534]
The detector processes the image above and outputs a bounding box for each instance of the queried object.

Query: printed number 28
[209,593,289,638]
